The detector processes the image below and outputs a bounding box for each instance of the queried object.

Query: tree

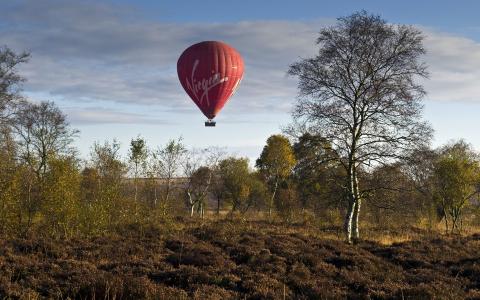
[90,140,126,198]
[14,101,79,180]
[212,169,227,215]
[432,141,480,233]
[256,135,296,217]
[288,11,432,243]
[129,136,148,202]
[218,157,253,214]
[10,101,78,234]
[247,172,269,212]
[89,140,127,229]
[293,133,343,213]
[186,166,211,218]
[91,140,125,185]
[78,167,103,235]
[12,164,39,236]
[364,163,420,228]
[152,138,187,210]
[274,185,299,223]
[0,126,19,234]
[42,155,81,237]
[183,148,206,217]
[183,147,225,218]
[0,46,29,125]
[80,167,100,203]
[403,147,440,226]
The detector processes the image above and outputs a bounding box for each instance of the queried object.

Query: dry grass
[1,219,480,299]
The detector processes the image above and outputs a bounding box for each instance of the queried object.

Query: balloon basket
[205,120,216,127]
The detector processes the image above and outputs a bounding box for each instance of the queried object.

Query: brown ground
[1,220,480,299]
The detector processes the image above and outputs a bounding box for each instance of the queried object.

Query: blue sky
[2,0,480,163]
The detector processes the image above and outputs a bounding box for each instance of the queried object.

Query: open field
[1,220,480,299]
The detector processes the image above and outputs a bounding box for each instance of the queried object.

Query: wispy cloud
[1,0,480,127]
[422,28,480,102]
[0,0,325,119]
[63,107,172,125]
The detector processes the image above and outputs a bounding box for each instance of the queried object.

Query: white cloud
[2,0,480,127]
[64,107,172,125]
[422,28,480,102]
[1,0,326,119]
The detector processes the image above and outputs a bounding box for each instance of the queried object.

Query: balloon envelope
[177,41,244,120]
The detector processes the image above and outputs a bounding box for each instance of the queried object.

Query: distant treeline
[1,99,479,239]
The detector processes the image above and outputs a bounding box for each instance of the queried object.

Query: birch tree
[14,101,79,180]
[288,11,432,243]
[153,138,186,211]
[128,136,147,202]
[0,46,29,125]
[183,147,225,218]
[183,149,204,217]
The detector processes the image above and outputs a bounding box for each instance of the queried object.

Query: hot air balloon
[177,41,244,126]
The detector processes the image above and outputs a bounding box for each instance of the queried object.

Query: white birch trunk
[352,174,361,241]
[344,200,355,244]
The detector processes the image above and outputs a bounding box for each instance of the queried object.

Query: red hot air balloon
[177,41,244,126]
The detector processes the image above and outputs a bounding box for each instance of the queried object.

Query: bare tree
[0,46,29,126]
[288,11,432,243]
[402,146,440,226]
[152,138,187,211]
[183,147,225,218]
[183,148,203,217]
[91,140,125,188]
[14,101,79,180]
[0,125,19,233]
[129,136,148,202]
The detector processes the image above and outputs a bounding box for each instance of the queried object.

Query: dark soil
[1,221,479,299]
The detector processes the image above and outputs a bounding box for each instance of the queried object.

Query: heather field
[3,2,480,300]
[1,220,480,299]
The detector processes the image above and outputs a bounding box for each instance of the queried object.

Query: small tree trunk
[457,209,460,233]
[187,191,194,217]
[451,207,460,234]
[352,174,361,242]
[269,179,279,218]
[461,216,464,232]
[165,177,171,204]
[154,182,158,208]
[344,200,355,244]
[162,179,171,216]
[352,198,361,242]
[450,209,456,234]
[345,160,359,244]
[443,207,448,234]
[24,180,34,237]
[134,163,138,202]
[134,182,138,202]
